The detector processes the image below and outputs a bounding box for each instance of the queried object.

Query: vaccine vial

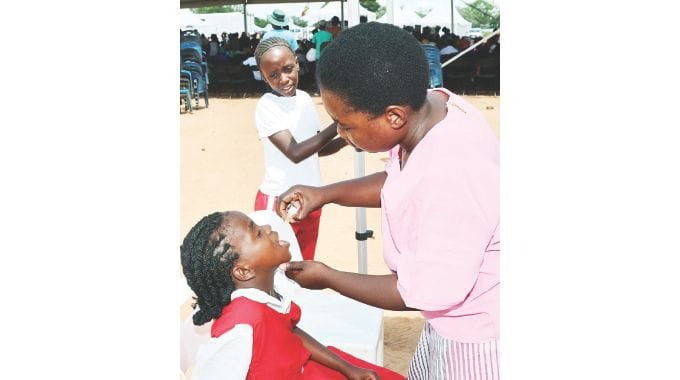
[286,201,300,220]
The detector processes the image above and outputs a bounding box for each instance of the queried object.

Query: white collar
[230,269,297,313]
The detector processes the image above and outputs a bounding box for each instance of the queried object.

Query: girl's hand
[346,366,379,380]
[279,261,332,290]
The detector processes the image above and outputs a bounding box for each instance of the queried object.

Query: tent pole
[345,0,367,274]
[451,0,455,34]
[341,0,345,30]
[353,150,369,275]
[243,2,248,34]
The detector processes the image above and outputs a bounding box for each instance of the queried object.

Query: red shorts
[254,190,321,261]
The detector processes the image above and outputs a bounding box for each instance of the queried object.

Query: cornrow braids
[254,37,295,67]
[180,212,240,326]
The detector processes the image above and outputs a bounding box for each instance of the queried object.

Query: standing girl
[253,37,347,261]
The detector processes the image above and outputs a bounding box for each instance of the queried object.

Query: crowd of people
[190,11,499,95]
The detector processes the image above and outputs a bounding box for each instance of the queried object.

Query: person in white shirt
[180,211,405,379]
[439,36,459,56]
[242,55,267,93]
[252,37,347,261]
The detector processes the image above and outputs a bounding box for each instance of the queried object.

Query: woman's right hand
[277,185,325,222]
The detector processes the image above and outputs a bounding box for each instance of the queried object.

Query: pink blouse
[380,89,499,343]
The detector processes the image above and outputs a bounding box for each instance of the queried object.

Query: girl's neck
[272,89,296,98]
[235,269,278,298]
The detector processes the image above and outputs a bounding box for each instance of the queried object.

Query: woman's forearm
[321,171,386,208]
[325,270,415,311]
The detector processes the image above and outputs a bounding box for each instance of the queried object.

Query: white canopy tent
[180,0,481,38]
[180,3,360,39]
[393,0,472,36]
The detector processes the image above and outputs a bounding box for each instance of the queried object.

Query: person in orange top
[327,16,342,39]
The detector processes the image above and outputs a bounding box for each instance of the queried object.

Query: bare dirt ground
[180,93,499,375]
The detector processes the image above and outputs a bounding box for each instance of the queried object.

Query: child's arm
[268,122,339,163]
[318,136,349,157]
[292,327,378,380]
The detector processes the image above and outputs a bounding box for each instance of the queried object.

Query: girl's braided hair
[180,212,240,326]
[254,37,295,67]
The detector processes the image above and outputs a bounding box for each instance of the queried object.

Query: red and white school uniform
[191,286,404,380]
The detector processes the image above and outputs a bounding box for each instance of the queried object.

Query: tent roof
[180,0,337,10]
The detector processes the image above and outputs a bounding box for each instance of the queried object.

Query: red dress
[212,297,405,379]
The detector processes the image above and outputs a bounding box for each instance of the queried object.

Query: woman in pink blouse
[278,22,499,379]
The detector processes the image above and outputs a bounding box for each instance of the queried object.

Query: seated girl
[181,211,405,380]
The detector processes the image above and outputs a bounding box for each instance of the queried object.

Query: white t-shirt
[305,48,317,62]
[255,90,323,197]
[440,45,459,55]
[242,56,261,81]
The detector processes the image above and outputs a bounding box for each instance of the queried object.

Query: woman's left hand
[279,260,333,290]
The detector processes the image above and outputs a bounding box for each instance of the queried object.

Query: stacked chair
[180,30,209,112]
[180,57,193,113]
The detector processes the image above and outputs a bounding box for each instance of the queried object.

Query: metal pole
[345,0,366,274]
[243,2,248,34]
[353,150,368,274]
[340,0,345,30]
[451,0,455,34]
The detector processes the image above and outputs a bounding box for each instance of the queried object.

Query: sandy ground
[180,93,499,376]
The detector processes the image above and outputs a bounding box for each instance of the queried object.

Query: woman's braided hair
[180,212,240,326]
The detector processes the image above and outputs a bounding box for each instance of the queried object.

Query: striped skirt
[407,322,499,380]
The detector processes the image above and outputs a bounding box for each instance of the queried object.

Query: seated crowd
[193,15,499,94]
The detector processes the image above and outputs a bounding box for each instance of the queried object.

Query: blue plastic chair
[421,44,443,88]
[180,30,209,109]
[180,69,193,113]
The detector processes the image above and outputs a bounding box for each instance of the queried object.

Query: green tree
[192,5,244,14]
[375,6,387,19]
[360,0,386,19]
[254,17,269,28]
[457,0,500,28]
[359,0,381,13]
[292,16,308,28]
